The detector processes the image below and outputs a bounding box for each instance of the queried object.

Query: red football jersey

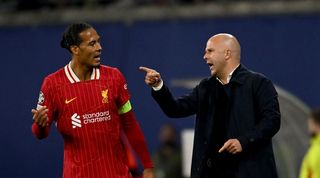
[35,63,136,178]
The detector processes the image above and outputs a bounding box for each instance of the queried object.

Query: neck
[217,76,228,85]
[218,63,239,84]
[70,60,93,81]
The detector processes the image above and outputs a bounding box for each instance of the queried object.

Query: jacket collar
[229,64,248,85]
[207,64,248,86]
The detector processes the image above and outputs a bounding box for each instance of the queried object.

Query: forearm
[152,84,196,118]
[121,111,153,169]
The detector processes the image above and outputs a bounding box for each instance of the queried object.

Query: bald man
[140,33,280,178]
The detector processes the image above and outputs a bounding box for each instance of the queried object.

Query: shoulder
[43,67,66,86]
[99,65,127,83]
[238,65,271,83]
[199,76,216,86]
[99,65,123,75]
[241,68,278,96]
[100,65,121,72]
[232,65,277,94]
[248,70,269,81]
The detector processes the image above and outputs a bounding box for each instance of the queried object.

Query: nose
[203,53,207,61]
[96,42,102,52]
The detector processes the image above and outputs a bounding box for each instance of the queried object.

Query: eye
[89,41,95,46]
[206,49,213,54]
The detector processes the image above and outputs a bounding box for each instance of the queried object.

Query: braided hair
[60,22,93,52]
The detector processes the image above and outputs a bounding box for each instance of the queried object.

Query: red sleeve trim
[32,123,50,139]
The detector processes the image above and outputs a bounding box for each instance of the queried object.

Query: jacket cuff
[237,136,249,151]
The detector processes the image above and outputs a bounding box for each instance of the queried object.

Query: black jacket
[152,65,281,178]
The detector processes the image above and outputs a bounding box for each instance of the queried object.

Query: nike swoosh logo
[65,97,77,104]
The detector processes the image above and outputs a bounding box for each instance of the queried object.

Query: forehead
[205,38,216,49]
[206,36,224,49]
[79,28,100,42]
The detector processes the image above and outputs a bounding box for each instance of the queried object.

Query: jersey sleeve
[31,77,56,139]
[115,68,130,107]
[115,68,153,168]
[120,110,154,169]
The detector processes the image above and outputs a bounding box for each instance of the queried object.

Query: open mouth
[94,54,101,60]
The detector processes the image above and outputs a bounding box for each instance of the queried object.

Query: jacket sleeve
[151,83,198,118]
[238,77,281,151]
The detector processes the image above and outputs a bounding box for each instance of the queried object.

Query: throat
[72,66,93,81]
[78,70,93,81]
[216,77,228,85]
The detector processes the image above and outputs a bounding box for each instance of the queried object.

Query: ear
[224,49,231,60]
[70,45,79,55]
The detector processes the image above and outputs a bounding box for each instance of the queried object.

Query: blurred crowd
[0,0,113,12]
[0,0,301,12]
[0,0,201,11]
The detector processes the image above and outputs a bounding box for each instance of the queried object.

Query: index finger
[139,66,153,73]
[218,144,227,153]
[218,140,231,153]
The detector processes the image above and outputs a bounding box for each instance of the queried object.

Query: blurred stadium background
[1,0,320,177]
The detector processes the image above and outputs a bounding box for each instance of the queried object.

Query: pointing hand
[139,66,162,87]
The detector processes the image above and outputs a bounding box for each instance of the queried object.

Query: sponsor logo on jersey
[101,89,108,103]
[71,113,81,128]
[65,97,77,104]
[71,111,111,128]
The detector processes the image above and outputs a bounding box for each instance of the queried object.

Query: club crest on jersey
[38,91,45,104]
[101,89,108,103]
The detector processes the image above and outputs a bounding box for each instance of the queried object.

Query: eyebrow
[87,36,101,44]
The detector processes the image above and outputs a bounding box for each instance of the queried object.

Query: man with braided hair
[31,22,156,178]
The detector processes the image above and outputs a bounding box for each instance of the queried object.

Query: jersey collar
[64,62,100,83]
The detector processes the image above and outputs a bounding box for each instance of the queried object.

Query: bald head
[209,33,241,61]
[204,33,242,80]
